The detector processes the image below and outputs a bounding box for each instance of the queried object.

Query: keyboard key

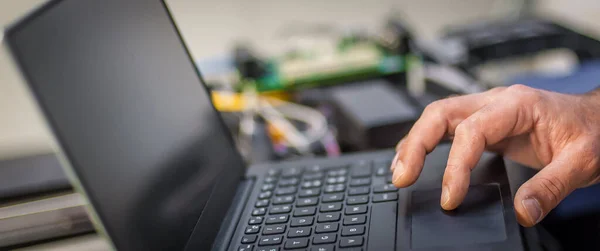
[303,172,324,181]
[342,225,365,236]
[340,236,363,248]
[245,225,260,234]
[287,227,311,238]
[348,187,369,195]
[294,207,316,217]
[346,195,369,205]
[258,191,273,199]
[238,244,254,251]
[386,175,393,184]
[275,187,297,196]
[281,167,302,178]
[313,233,337,244]
[256,247,279,251]
[374,159,392,168]
[262,184,275,191]
[242,235,258,244]
[278,178,299,187]
[317,212,341,223]
[310,245,334,251]
[252,208,266,216]
[326,176,346,184]
[255,199,270,208]
[320,203,342,212]
[373,193,398,202]
[373,184,398,193]
[324,184,345,193]
[297,197,319,207]
[301,180,322,189]
[350,163,372,178]
[322,193,344,202]
[259,235,283,246]
[265,215,289,224]
[248,216,263,225]
[264,176,278,184]
[269,205,292,214]
[273,196,295,205]
[263,225,286,235]
[298,188,320,197]
[375,166,391,176]
[337,248,361,251]
[306,165,324,173]
[290,216,314,227]
[349,178,371,187]
[284,238,309,249]
[345,205,368,215]
[267,169,280,176]
[343,215,367,225]
[315,223,339,233]
[327,169,347,177]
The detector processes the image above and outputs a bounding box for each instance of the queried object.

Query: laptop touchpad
[410,184,507,249]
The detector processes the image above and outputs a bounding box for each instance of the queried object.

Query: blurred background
[3,0,600,160]
[2,0,600,250]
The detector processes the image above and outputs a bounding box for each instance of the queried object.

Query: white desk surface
[2,0,600,249]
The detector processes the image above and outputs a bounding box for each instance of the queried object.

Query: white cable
[274,103,328,145]
[258,99,312,153]
[229,89,330,155]
[264,97,329,146]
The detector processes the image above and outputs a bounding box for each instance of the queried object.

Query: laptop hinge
[184,177,255,251]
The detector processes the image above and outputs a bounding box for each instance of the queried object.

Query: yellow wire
[211,91,291,112]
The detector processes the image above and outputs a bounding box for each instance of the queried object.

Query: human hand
[391,85,600,227]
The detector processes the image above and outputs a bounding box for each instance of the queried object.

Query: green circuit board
[255,42,408,92]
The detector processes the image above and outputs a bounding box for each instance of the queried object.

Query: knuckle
[423,100,447,120]
[507,84,532,93]
[424,100,444,113]
[509,84,543,104]
[488,86,507,94]
[535,176,568,206]
[455,120,478,136]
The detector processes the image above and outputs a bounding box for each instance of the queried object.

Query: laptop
[4,0,526,250]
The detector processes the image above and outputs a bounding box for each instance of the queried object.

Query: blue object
[509,60,600,94]
[549,184,600,220]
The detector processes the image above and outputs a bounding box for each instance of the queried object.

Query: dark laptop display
[6,0,245,250]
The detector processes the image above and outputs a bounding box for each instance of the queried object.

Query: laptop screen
[6,0,245,250]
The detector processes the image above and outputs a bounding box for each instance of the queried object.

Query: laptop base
[215,144,524,251]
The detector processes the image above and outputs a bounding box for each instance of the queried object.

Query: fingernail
[392,160,405,184]
[441,186,450,208]
[390,151,400,171]
[521,197,543,224]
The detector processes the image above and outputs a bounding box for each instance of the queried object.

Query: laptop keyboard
[236,159,397,251]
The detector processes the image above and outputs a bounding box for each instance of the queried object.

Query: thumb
[513,146,592,227]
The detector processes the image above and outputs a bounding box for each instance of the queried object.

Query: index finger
[391,88,504,188]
